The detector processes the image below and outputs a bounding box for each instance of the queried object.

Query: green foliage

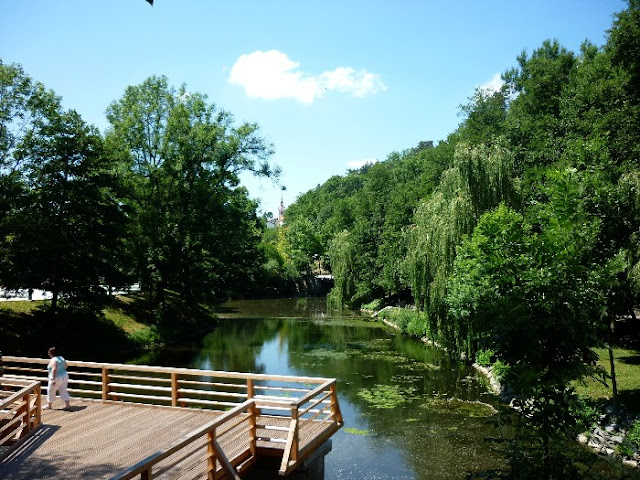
[491,360,509,383]
[327,230,355,308]
[284,218,323,274]
[289,142,450,304]
[105,75,277,304]
[360,298,384,311]
[607,0,640,102]
[357,384,416,409]
[377,307,431,339]
[406,141,518,345]
[475,349,494,366]
[448,170,611,393]
[0,61,281,317]
[1,87,132,310]
[343,427,370,436]
[622,420,640,454]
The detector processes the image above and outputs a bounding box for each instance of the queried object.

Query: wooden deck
[0,357,343,479]
[1,398,223,479]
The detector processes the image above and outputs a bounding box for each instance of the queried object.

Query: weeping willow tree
[326,230,356,310]
[406,141,518,347]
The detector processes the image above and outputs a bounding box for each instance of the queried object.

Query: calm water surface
[133,298,507,479]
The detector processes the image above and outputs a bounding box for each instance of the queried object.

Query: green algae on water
[420,398,497,417]
[344,427,370,436]
[302,348,350,361]
[357,384,418,409]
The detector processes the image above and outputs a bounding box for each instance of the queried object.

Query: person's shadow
[61,405,87,413]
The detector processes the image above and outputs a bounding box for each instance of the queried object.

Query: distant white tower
[278,197,285,226]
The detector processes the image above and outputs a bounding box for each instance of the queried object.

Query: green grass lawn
[575,347,640,414]
[0,299,49,314]
[0,293,218,360]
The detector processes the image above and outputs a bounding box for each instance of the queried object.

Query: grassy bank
[372,306,640,411]
[370,305,640,468]
[0,293,218,361]
[576,347,640,414]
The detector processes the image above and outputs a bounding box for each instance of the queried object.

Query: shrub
[361,299,384,311]
[619,420,640,457]
[492,360,510,382]
[476,348,495,366]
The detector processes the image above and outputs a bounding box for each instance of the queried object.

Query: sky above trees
[0,0,626,216]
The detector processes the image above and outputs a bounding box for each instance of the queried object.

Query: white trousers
[47,373,70,403]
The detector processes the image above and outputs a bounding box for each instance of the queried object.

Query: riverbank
[0,293,218,360]
[365,305,640,470]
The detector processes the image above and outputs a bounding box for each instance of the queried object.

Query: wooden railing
[3,356,343,479]
[113,399,259,480]
[278,378,343,476]
[0,378,42,459]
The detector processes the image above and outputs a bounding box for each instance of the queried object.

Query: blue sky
[1,0,627,217]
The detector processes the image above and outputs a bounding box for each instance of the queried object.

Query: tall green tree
[6,110,130,309]
[447,170,621,476]
[0,60,61,286]
[406,142,517,341]
[503,39,576,177]
[106,76,277,304]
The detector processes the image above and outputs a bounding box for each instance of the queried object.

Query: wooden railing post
[171,373,178,407]
[330,382,343,425]
[246,378,254,399]
[141,468,152,480]
[34,383,42,428]
[292,408,299,463]
[207,430,217,480]
[102,367,110,402]
[249,401,258,457]
[279,405,299,475]
[20,392,29,435]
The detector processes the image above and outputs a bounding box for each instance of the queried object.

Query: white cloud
[477,73,504,94]
[347,158,378,169]
[320,67,386,98]
[229,50,386,103]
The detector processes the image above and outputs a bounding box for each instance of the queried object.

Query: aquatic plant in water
[420,397,497,417]
[344,427,370,436]
[357,384,418,409]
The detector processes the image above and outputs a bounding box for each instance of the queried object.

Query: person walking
[46,347,71,409]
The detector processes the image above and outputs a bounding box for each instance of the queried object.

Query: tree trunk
[51,289,58,312]
[608,316,618,401]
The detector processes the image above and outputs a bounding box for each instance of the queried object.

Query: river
[130,297,509,479]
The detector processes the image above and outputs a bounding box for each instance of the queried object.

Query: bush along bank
[367,305,640,471]
[371,306,504,394]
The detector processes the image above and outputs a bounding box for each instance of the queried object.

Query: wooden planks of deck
[0,397,339,480]
[1,357,343,479]
[0,398,223,480]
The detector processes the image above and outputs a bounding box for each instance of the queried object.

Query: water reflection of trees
[132,311,507,478]
[280,316,508,477]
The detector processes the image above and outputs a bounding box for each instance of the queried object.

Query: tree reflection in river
[131,298,511,479]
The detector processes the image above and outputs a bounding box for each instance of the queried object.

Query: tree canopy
[0,66,279,312]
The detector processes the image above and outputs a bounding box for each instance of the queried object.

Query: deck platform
[0,357,343,479]
[1,398,223,479]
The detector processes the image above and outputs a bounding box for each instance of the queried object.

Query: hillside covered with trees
[282,2,640,474]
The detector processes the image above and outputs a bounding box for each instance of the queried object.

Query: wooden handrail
[295,379,335,407]
[3,356,343,477]
[110,400,255,480]
[0,379,42,456]
[5,356,332,384]
[0,381,39,409]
